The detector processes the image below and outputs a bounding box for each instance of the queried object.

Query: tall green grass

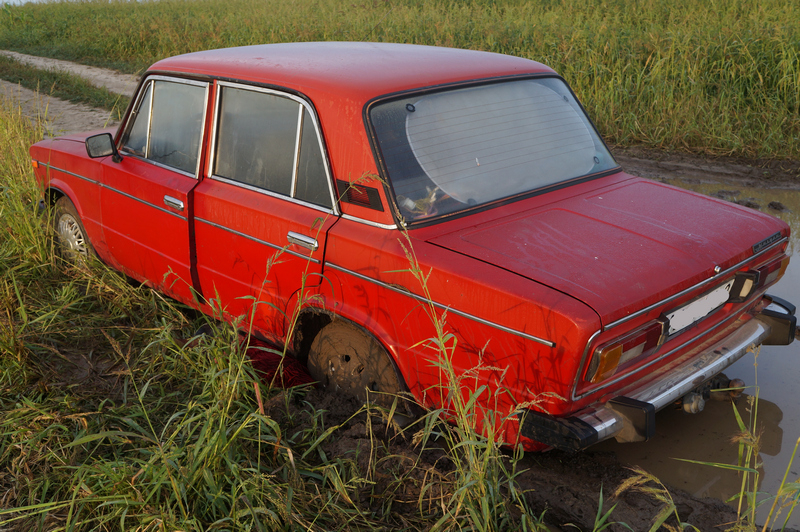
[0,90,786,529]
[0,0,798,160]
[0,96,563,530]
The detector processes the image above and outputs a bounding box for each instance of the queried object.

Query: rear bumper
[519,296,796,452]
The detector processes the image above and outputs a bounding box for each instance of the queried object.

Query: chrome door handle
[164,195,184,211]
[287,231,319,252]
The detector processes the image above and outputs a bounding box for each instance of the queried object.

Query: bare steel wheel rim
[57,213,88,255]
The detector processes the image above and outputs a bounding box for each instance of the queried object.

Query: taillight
[759,256,790,288]
[727,257,789,304]
[585,320,666,384]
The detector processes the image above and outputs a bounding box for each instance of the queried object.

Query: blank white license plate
[666,279,735,335]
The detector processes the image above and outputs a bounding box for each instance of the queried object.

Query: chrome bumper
[520,310,786,451]
[576,317,770,444]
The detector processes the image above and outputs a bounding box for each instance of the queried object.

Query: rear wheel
[53,196,94,261]
[308,320,410,411]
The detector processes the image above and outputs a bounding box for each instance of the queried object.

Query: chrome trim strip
[106,186,187,220]
[143,80,153,158]
[287,231,319,252]
[290,105,303,197]
[117,151,199,179]
[207,79,221,179]
[326,262,555,347]
[207,175,336,214]
[605,237,788,331]
[210,81,339,215]
[340,213,398,230]
[196,217,321,264]
[39,162,97,185]
[573,318,770,445]
[42,163,186,221]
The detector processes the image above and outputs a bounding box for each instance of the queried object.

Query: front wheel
[53,196,95,261]
[308,320,410,411]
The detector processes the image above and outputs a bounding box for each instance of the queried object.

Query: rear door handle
[164,195,184,211]
[287,231,318,252]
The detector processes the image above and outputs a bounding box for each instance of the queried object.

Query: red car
[30,43,797,451]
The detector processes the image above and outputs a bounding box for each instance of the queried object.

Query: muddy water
[595,180,800,526]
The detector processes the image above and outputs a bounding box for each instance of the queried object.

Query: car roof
[148,42,555,102]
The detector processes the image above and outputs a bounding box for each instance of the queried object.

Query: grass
[0,90,727,531]
[0,5,797,531]
[0,0,798,160]
[1,77,795,531]
[0,95,562,530]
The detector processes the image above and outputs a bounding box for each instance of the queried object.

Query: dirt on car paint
[7,52,800,531]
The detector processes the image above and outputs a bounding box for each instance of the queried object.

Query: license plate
[666,279,735,336]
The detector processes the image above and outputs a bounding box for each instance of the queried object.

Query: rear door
[193,82,338,342]
[100,76,209,306]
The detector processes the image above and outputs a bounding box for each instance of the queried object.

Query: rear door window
[210,84,334,210]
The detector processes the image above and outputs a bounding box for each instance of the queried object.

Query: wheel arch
[291,305,413,395]
[44,185,67,207]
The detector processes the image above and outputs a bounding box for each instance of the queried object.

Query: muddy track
[5,50,797,531]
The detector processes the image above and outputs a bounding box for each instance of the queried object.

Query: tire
[53,196,95,261]
[308,320,410,411]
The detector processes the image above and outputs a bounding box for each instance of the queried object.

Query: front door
[100,76,209,306]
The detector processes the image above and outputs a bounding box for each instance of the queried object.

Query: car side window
[121,78,207,176]
[212,84,333,209]
[215,87,297,196]
[295,108,331,208]
[123,83,151,157]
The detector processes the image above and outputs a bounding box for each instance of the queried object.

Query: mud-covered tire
[308,320,410,411]
[53,196,95,261]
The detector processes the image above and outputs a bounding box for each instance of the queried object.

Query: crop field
[1,0,800,530]
[0,0,799,160]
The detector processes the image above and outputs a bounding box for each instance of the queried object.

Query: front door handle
[287,231,319,252]
[164,195,184,211]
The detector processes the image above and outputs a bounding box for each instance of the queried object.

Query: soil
[275,386,747,531]
[614,145,800,190]
[8,51,800,531]
[0,79,119,136]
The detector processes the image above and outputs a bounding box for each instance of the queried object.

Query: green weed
[0,0,798,159]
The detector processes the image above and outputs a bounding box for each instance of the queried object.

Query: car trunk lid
[425,177,787,325]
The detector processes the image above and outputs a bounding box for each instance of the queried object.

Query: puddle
[596,179,800,526]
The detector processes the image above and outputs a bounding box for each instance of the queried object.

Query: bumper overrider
[519,295,798,452]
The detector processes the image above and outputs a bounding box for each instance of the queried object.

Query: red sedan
[31,42,797,451]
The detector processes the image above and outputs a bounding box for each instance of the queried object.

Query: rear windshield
[370,78,616,223]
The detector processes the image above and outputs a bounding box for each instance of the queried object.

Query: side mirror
[85,133,122,163]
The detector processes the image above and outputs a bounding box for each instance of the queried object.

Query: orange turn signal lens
[589,344,623,384]
[585,320,666,384]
